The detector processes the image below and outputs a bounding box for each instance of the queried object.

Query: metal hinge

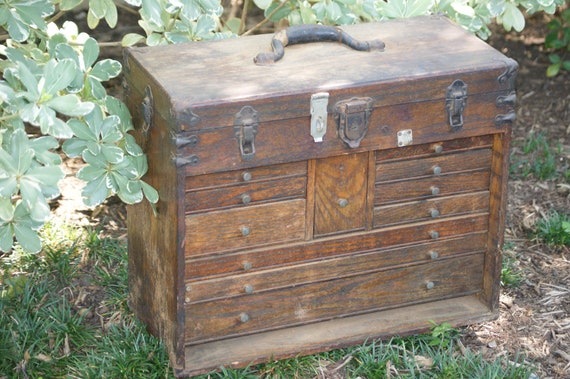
[445,79,468,132]
[234,106,259,161]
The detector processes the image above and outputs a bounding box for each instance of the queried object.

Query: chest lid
[124,15,517,175]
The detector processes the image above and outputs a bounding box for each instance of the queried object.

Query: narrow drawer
[184,254,484,344]
[374,191,490,227]
[184,199,306,257]
[375,170,490,205]
[375,148,492,182]
[184,233,487,304]
[376,135,494,162]
[185,176,306,213]
[186,214,489,280]
[185,161,307,190]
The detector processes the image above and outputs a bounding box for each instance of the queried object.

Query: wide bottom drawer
[185,253,484,344]
[181,295,496,377]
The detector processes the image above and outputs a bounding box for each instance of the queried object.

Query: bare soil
[52,11,570,378]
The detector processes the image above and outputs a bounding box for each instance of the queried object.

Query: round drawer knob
[426,281,435,290]
[429,231,439,239]
[242,172,252,181]
[241,194,251,204]
[244,284,254,294]
[185,284,192,292]
[239,313,250,323]
[434,144,443,154]
[243,261,252,271]
[430,208,440,218]
[241,226,250,237]
[430,186,440,196]
[433,165,442,175]
[429,251,439,259]
[338,198,349,208]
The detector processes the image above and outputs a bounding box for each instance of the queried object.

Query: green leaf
[549,53,561,64]
[253,0,273,10]
[123,134,144,156]
[7,9,30,42]
[43,59,77,95]
[502,3,525,32]
[141,0,164,26]
[562,60,570,71]
[0,224,14,252]
[44,95,95,116]
[101,144,124,164]
[16,61,40,100]
[122,33,146,47]
[0,197,15,221]
[141,181,159,203]
[30,137,62,165]
[62,138,88,158]
[19,179,50,221]
[546,62,561,77]
[83,37,100,69]
[104,0,118,28]
[25,165,65,187]
[90,59,122,81]
[60,0,84,10]
[77,164,107,181]
[82,173,110,206]
[13,221,41,253]
[37,107,74,138]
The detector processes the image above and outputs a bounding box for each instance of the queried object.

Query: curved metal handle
[254,24,385,65]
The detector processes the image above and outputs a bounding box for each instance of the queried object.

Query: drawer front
[185,215,488,280]
[185,176,306,213]
[185,254,484,344]
[184,199,306,257]
[375,170,490,205]
[314,153,369,236]
[374,191,490,228]
[376,135,494,162]
[375,148,492,182]
[185,233,488,303]
[185,161,307,190]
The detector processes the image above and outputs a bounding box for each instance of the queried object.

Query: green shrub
[535,210,570,246]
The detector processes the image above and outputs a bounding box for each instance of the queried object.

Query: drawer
[184,199,306,257]
[186,215,489,279]
[185,161,307,190]
[375,170,490,205]
[374,191,490,228]
[375,148,492,182]
[184,233,488,303]
[184,253,484,344]
[185,176,306,213]
[376,135,494,162]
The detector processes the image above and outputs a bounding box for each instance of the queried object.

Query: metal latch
[334,97,374,148]
[234,106,259,161]
[310,92,329,142]
[445,79,468,131]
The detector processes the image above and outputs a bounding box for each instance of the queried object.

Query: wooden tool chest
[124,15,517,377]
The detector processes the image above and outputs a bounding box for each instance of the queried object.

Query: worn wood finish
[185,199,306,256]
[374,170,490,205]
[185,254,484,343]
[183,295,494,375]
[375,148,492,182]
[186,231,489,280]
[374,191,490,227]
[314,153,369,236]
[125,15,516,377]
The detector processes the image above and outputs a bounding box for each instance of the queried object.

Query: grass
[510,130,568,180]
[534,210,570,247]
[1,222,537,378]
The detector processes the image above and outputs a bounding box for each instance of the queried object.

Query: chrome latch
[397,129,412,147]
[334,97,374,148]
[446,79,468,131]
[310,92,329,142]
[234,106,259,161]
